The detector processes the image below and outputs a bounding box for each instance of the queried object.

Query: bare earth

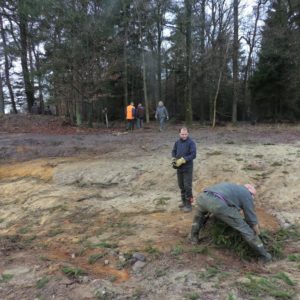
[0,115,299,300]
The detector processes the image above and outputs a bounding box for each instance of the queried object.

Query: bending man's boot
[247,237,272,263]
[189,213,207,244]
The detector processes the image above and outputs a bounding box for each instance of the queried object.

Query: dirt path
[0,118,299,299]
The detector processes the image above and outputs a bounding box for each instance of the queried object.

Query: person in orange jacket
[126,102,136,131]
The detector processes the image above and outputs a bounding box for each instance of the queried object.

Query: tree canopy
[0,0,299,124]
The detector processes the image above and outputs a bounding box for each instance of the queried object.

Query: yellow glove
[175,157,186,167]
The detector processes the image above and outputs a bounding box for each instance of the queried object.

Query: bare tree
[232,0,239,124]
[0,11,17,113]
[184,0,193,125]
[0,72,4,113]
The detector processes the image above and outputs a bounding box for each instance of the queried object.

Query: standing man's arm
[183,140,196,162]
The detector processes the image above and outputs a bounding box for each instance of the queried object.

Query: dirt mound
[0,124,299,299]
[0,114,110,135]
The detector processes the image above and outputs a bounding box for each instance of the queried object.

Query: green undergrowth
[61,266,86,278]
[238,273,296,299]
[202,219,299,260]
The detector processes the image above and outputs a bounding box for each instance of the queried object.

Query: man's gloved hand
[175,157,186,167]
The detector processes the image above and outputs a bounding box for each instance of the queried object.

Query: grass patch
[189,246,209,255]
[88,253,105,264]
[18,227,30,234]
[227,294,236,300]
[203,220,300,260]
[274,272,295,286]
[207,151,222,156]
[271,161,282,166]
[155,197,170,206]
[61,266,86,278]
[171,245,184,256]
[184,292,200,300]
[36,276,49,289]
[239,274,295,299]
[0,274,13,282]
[47,228,64,237]
[88,241,118,249]
[198,267,219,280]
[25,235,37,244]
[287,254,300,262]
[144,245,160,254]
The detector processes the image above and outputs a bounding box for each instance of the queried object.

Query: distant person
[136,103,145,129]
[102,107,109,128]
[126,101,135,131]
[155,101,169,131]
[190,182,272,263]
[172,127,196,212]
[31,102,39,114]
[44,105,52,115]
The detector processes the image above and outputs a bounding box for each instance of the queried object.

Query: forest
[0,0,300,125]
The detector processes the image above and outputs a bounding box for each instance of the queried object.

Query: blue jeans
[136,118,143,129]
[159,117,166,131]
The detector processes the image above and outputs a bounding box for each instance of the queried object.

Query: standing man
[155,101,169,131]
[190,182,272,262]
[172,127,196,212]
[136,103,145,129]
[126,101,135,131]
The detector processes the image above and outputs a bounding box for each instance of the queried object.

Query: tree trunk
[123,0,129,113]
[184,0,193,125]
[199,0,206,121]
[232,0,239,124]
[156,3,162,102]
[242,0,262,121]
[0,13,17,113]
[212,43,230,128]
[18,2,35,112]
[0,73,4,114]
[33,49,45,113]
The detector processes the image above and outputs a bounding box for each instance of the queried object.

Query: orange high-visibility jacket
[126,104,135,120]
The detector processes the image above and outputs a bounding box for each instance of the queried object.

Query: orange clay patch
[0,159,55,181]
[46,247,130,282]
[256,207,280,231]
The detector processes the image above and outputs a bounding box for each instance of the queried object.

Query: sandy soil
[0,116,299,299]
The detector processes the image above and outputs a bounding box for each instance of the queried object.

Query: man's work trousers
[191,193,263,249]
[177,167,193,207]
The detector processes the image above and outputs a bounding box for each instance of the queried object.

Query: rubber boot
[247,237,272,263]
[189,214,207,244]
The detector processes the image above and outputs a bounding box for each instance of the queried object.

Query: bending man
[190,182,272,262]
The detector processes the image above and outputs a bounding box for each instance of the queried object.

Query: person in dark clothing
[136,103,145,129]
[172,127,197,212]
[190,182,272,262]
